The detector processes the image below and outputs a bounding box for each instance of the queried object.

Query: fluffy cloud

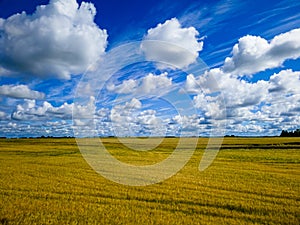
[223,28,300,76]
[171,114,203,132]
[139,72,172,94]
[268,69,300,94]
[107,72,172,95]
[109,98,166,136]
[141,18,203,69]
[0,84,45,99]
[0,0,108,79]
[195,68,269,108]
[110,98,142,123]
[11,96,95,121]
[182,27,300,135]
[188,68,300,134]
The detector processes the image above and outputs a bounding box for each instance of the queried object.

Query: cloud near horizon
[11,96,95,121]
[184,27,300,135]
[0,0,108,80]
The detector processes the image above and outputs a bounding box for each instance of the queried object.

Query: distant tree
[280,129,300,137]
[280,130,288,137]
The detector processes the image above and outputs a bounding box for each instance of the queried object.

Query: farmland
[0,137,299,224]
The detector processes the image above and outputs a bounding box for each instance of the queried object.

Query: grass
[0,137,299,224]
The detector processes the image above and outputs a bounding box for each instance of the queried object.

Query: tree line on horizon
[280,129,300,137]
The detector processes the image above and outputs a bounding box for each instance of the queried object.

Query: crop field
[0,137,299,224]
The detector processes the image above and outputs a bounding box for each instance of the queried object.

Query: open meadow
[0,137,299,224]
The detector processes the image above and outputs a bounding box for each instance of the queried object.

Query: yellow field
[0,137,299,224]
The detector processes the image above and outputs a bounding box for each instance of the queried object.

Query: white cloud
[110,98,142,136]
[107,79,138,94]
[0,0,108,79]
[107,72,172,95]
[0,119,74,138]
[11,96,95,121]
[184,74,200,94]
[187,69,265,120]
[109,98,166,136]
[0,84,45,99]
[141,18,203,69]
[188,68,300,134]
[181,26,300,135]
[223,28,300,76]
[138,72,172,94]
[0,111,7,119]
[7,122,17,128]
[123,98,142,110]
[172,114,203,131]
[197,68,269,108]
[268,69,300,94]
[110,98,141,120]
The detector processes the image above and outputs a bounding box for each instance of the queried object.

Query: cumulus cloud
[109,98,166,136]
[0,84,45,99]
[0,0,108,79]
[11,96,95,121]
[268,69,300,94]
[107,72,172,95]
[181,27,300,135]
[195,68,269,108]
[139,72,172,94]
[172,114,204,132]
[194,68,300,107]
[188,68,300,134]
[110,98,142,120]
[141,18,203,69]
[222,28,300,76]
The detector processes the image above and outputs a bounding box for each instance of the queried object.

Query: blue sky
[0,0,300,137]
